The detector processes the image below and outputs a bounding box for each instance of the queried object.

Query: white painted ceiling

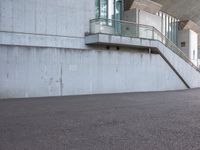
[152,0,200,25]
[125,0,200,25]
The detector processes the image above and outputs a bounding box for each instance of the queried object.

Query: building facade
[0,0,200,98]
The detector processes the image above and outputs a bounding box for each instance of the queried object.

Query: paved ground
[1,89,200,150]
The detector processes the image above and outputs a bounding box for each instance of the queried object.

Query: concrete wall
[138,10,162,32]
[189,30,198,65]
[85,34,200,88]
[123,9,162,32]
[0,0,199,98]
[0,0,95,49]
[178,30,190,57]
[0,45,187,99]
[123,9,138,22]
[0,0,94,37]
[122,9,162,39]
[178,29,198,65]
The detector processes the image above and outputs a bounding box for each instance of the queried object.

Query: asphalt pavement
[1,89,200,150]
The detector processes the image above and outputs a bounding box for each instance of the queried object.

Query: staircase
[86,18,200,88]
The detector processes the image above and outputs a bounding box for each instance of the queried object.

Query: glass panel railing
[89,18,200,72]
[90,18,139,37]
[139,26,154,39]
[121,22,138,37]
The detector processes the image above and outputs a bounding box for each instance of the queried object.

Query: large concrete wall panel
[0,0,95,37]
[24,0,36,33]
[0,45,186,98]
[0,0,13,31]
[0,0,95,50]
[12,0,26,32]
[35,0,45,33]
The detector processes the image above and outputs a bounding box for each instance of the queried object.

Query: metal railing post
[152,27,154,40]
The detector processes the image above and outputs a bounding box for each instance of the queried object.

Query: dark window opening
[181,42,186,47]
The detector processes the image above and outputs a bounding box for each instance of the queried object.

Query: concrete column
[178,29,198,66]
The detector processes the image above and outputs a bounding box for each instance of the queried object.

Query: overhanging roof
[125,0,200,27]
[130,0,162,14]
[152,0,200,25]
[124,0,200,45]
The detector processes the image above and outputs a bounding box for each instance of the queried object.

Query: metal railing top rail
[89,18,200,72]
[90,18,154,28]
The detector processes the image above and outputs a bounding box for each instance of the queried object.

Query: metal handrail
[153,27,199,71]
[90,18,154,28]
[89,18,200,72]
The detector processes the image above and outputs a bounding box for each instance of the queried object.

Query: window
[115,0,122,20]
[95,0,100,18]
[95,0,122,20]
[181,42,186,47]
[108,0,114,19]
[100,0,108,19]
[157,11,179,45]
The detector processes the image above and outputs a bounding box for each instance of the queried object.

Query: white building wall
[138,10,162,32]
[123,9,162,40]
[178,29,198,66]
[0,0,95,49]
[123,9,162,32]
[123,9,138,23]
[0,0,198,99]
[178,30,190,56]
[0,45,187,99]
[189,30,198,65]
